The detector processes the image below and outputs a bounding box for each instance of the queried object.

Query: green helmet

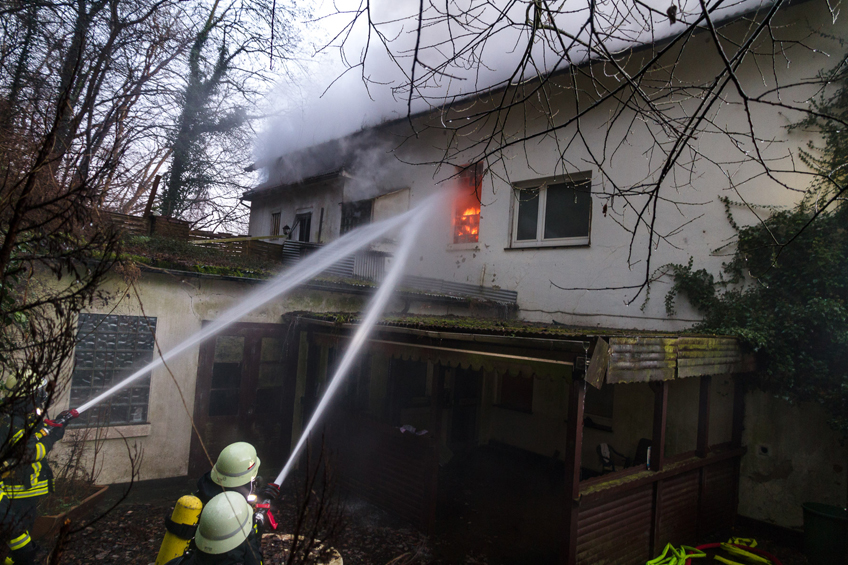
[194,492,253,555]
[210,442,260,488]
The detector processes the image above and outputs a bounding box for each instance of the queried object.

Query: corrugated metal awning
[607,336,753,384]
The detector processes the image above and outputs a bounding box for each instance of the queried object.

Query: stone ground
[30,476,810,565]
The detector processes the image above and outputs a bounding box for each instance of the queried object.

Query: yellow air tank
[155,495,203,565]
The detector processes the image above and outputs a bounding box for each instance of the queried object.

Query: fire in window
[454,164,482,244]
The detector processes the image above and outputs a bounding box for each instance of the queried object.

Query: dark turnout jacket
[165,532,263,565]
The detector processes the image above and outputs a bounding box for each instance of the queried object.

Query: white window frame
[508,173,592,249]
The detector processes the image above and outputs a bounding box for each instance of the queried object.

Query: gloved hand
[259,482,280,501]
[52,409,79,427]
[253,505,277,533]
[42,409,78,438]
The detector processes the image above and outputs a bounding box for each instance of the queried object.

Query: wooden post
[427,363,443,534]
[696,375,712,457]
[648,381,668,556]
[562,378,586,565]
[651,381,668,472]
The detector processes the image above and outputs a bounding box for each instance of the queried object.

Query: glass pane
[258,363,284,388]
[129,406,146,423]
[209,390,238,416]
[543,182,591,240]
[108,405,129,423]
[260,338,283,363]
[515,188,539,241]
[214,336,244,363]
[453,186,480,244]
[211,363,242,389]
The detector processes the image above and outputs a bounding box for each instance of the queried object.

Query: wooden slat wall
[328,416,437,531]
[577,485,653,565]
[657,470,699,547]
[577,456,740,564]
[699,459,737,536]
[106,212,148,236]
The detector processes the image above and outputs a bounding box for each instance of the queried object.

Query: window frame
[340,198,373,235]
[270,210,282,239]
[450,163,483,249]
[508,173,593,249]
[294,208,312,242]
[70,313,156,428]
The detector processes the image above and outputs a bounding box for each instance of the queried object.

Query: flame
[454,203,480,243]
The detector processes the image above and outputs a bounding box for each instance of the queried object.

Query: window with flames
[454,164,482,244]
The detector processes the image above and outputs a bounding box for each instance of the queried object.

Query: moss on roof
[292,312,721,339]
[122,235,275,277]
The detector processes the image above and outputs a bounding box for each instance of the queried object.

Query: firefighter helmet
[194,492,253,555]
[210,442,260,488]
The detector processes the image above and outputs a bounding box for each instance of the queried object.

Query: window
[497,372,533,413]
[255,337,285,414]
[270,212,281,237]
[341,199,373,234]
[294,212,312,242]
[209,335,244,417]
[453,164,482,244]
[71,314,156,427]
[511,174,592,248]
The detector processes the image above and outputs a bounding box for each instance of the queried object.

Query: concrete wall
[738,390,848,529]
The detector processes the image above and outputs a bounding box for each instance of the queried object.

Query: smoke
[255,0,774,165]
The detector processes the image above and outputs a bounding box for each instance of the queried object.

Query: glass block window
[71,313,156,427]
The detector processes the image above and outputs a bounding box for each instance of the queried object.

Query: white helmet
[210,442,260,488]
[194,492,253,555]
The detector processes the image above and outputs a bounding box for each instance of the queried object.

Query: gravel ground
[30,478,810,565]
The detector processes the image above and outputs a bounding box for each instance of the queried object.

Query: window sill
[447,242,480,252]
[505,240,590,251]
[63,423,152,443]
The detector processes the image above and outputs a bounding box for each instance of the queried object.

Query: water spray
[273,195,436,487]
[63,203,431,421]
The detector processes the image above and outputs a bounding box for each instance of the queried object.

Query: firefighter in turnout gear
[165,492,265,565]
[195,443,262,505]
[0,372,73,564]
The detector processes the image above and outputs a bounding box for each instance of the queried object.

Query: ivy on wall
[665,55,848,434]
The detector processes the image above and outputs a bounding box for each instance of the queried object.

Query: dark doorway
[295,212,312,242]
[189,322,295,477]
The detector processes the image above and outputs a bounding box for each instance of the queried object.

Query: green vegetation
[122,235,274,278]
[665,56,848,433]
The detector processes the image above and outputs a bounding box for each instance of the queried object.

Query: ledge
[63,424,152,442]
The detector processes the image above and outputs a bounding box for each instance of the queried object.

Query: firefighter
[1,372,74,564]
[165,491,265,565]
[195,442,277,505]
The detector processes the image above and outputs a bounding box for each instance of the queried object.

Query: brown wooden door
[189,322,294,478]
